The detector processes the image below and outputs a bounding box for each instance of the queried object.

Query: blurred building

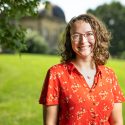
[20,1,66,54]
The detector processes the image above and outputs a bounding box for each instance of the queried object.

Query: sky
[39,0,125,22]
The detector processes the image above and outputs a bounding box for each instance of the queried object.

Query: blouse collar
[66,61,102,78]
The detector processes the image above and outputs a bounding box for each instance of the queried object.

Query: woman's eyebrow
[72,31,93,35]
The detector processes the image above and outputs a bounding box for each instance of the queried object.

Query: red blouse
[39,62,125,125]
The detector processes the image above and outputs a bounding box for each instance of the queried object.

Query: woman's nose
[79,35,88,43]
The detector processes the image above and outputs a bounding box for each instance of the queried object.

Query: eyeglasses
[71,32,94,42]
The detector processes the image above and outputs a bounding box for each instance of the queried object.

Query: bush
[22,30,48,54]
[119,51,125,59]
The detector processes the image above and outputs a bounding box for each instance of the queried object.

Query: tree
[0,0,40,52]
[87,1,125,57]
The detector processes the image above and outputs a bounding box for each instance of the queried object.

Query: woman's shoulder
[98,65,115,75]
[48,62,69,72]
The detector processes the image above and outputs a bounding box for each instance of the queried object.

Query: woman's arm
[109,103,123,125]
[43,105,59,125]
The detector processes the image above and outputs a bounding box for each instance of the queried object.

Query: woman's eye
[87,32,94,36]
[73,34,79,39]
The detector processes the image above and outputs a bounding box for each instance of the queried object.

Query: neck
[72,56,96,70]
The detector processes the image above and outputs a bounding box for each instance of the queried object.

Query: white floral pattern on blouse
[39,62,125,125]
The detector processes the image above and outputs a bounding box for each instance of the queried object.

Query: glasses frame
[70,31,95,42]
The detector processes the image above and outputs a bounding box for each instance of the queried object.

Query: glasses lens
[71,34,80,41]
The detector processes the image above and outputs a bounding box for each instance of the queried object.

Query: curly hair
[59,13,111,65]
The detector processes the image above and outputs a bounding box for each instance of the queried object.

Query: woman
[39,13,125,125]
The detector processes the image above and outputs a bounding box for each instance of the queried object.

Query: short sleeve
[111,70,125,103]
[39,67,60,105]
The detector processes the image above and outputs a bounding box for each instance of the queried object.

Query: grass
[0,54,59,125]
[0,54,125,125]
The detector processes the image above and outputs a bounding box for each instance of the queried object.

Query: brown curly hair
[59,13,111,65]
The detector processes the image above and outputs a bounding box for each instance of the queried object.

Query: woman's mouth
[78,45,91,50]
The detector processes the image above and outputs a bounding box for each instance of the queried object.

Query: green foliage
[0,0,40,52]
[0,25,26,52]
[87,1,125,57]
[119,51,125,59]
[0,54,125,125]
[22,30,48,53]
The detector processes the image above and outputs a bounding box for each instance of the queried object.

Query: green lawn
[0,54,125,125]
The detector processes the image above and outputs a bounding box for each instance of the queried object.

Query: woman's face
[70,20,95,59]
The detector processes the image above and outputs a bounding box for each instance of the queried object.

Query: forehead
[70,20,93,33]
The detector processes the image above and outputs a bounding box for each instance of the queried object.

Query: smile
[78,45,91,49]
